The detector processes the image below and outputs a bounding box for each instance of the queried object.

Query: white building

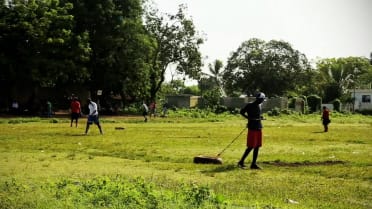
[351,89,372,111]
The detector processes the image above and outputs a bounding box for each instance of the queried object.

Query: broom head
[193,155,223,164]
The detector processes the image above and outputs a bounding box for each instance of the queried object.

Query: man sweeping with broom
[238,92,266,169]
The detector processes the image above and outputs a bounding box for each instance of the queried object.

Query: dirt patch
[262,160,346,167]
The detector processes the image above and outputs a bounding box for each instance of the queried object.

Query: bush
[307,95,322,113]
[288,97,296,109]
[355,109,372,115]
[267,108,281,116]
[1,177,228,209]
[229,108,241,115]
[122,105,141,114]
[333,99,341,112]
[214,105,228,114]
[281,109,295,115]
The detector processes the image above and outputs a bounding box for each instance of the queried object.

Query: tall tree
[67,0,150,103]
[316,57,371,102]
[206,59,225,97]
[144,4,204,101]
[222,38,311,97]
[0,0,90,92]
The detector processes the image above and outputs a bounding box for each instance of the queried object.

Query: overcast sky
[152,0,372,83]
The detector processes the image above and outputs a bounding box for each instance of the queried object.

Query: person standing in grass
[70,97,81,127]
[85,98,103,135]
[321,106,331,132]
[238,92,266,169]
[149,101,156,118]
[46,100,52,117]
[142,101,149,122]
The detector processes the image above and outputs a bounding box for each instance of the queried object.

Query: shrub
[214,105,228,114]
[307,95,322,113]
[355,109,372,115]
[267,108,280,116]
[288,97,296,109]
[281,109,295,115]
[230,108,240,114]
[1,177,228,208]
[122,105,141,114]
[333,99,341,112]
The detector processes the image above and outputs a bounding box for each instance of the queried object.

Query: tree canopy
[66,0,150,102]
[316,57,372,102]
[222,38,312,97]
[1,1,371,112]
[0,0,90,90]
[144,4,204,101]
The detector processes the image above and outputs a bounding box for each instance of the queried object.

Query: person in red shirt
[70,97,81,127]
[149,101,156,118]
[322,106,331,132]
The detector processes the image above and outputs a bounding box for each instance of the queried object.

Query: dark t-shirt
[240,102,262,130]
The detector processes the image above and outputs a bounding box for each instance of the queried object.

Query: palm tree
[205,59,226,97]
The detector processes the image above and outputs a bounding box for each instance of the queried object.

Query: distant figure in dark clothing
[162,102,169,117]
[149,101,156,118]
[238,92,266,169]
[322,106,331,132]
[46,101,52,117]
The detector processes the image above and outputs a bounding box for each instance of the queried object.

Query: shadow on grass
[312,131,325,133]
[201,164,238,174]
[262,160,346,167]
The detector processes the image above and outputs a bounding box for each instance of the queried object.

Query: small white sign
[97,90,103,96]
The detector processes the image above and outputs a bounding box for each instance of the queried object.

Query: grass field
[0,112,371,209]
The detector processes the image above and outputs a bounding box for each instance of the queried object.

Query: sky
[152,0,372,84]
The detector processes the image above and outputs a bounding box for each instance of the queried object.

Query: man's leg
[85,123,90,134]
[238,147,252,168]
[250,148,261,169]
[97,123,103,134]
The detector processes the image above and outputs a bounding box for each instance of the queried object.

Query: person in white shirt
[85,98,103,134]
[142,101,149,122]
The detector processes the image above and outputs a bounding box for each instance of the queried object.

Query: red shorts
[246,130,262,148]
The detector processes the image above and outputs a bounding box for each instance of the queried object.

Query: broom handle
[217,127,247,157]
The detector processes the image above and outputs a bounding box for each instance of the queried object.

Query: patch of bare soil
[262,160,346,167]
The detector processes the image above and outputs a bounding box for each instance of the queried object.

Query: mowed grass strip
[0,114,371,209]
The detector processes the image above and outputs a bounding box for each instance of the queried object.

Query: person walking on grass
[321,106,331,132]
[142,101,149,122]
[70,97,81,127]
[85,98,103,135]
[238,92,266,169]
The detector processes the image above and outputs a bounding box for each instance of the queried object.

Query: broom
[193,127,247,164]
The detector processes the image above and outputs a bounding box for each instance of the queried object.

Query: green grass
[0,113,371,209]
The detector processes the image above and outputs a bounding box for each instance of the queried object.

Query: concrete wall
[220,97,249,109]
[221,97,288,112]
[167,95,289,113]
[351,89,372,110]
[166,95,200,108]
